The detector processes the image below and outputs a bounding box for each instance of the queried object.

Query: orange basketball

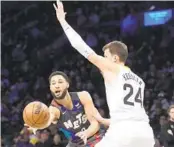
[23,101,50,129]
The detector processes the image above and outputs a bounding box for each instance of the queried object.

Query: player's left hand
[75,131,87,145]
[53,0,67,21]
[24,124,38,135]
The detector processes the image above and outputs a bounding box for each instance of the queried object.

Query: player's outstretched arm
[53,1,119,73]
[48,106,61,125]
[25,106,60,134]
[78,91,100,139]
[93,110,110,127]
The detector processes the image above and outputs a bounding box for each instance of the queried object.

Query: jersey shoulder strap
[69,92,80,102]
[50,99,64,121]
[69,92,84,111]
[50,99,61,110]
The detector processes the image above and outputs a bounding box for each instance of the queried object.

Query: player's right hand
[53,0,67,21]
[75,131,87,145]
[24,124,38,135]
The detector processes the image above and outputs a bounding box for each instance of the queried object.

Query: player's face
[50,75,69,100]
[169,108,174,120]
[104,49,118,63]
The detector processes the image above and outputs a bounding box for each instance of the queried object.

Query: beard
[51,89,68,100]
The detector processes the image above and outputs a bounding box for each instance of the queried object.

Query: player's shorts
[66,129,105,147]
[95,121,155,147]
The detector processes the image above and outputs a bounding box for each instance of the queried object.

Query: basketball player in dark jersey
[27,71,105,147]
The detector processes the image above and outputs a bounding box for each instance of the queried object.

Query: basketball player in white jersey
[53,1,155,147]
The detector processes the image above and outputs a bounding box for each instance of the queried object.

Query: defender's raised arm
[53,1,120,74]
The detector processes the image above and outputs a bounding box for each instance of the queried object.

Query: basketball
[23,101,50,129]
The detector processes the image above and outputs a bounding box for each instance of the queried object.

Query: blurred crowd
[1,1,174,147]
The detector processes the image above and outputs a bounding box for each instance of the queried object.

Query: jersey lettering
[123,83,142,107]
[73,120,79,129]
[64,120,73,129]
[63,113,88,129]
[76,113,82,124]
[82,114,88,124]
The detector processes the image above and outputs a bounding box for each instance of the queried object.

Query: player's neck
[117,62,124,66]
[116,62,129,69]
[55,92,73,110]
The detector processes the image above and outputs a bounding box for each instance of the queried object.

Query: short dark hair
[48,71,70,84]
[102,41,128,63]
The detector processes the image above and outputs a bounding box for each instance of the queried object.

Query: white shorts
[95,121,155,147]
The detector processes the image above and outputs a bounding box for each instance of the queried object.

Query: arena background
[1,1,174,147]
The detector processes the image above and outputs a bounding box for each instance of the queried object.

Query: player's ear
[113,55,118,62]
[67,83,69,89]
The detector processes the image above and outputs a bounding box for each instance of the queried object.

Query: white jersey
[104,66,149,124]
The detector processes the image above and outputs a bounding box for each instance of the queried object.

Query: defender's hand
[53,0,67,21]
[75,131,87,145]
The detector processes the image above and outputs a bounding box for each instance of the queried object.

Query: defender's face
[50,75,69,100]
[104,49,118,63]
[169,108,174,120]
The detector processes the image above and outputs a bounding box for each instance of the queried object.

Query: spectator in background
[160,105,174,147]
[35,129,52,147]
[150,99,164,119]
[53,134,61,147]
[29,131,40,146]
[86,32,98,47]
[154,115,168,140]
[88,11,100,25]
[155,73,171,92]
[92,93,105,108]
[48,124,58,136]
[12,43,27,62]
[15,134,34,147]
[170,91,174,105]
[159,115,168,127]
[159,92,170,111]
[76,8,87,27]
